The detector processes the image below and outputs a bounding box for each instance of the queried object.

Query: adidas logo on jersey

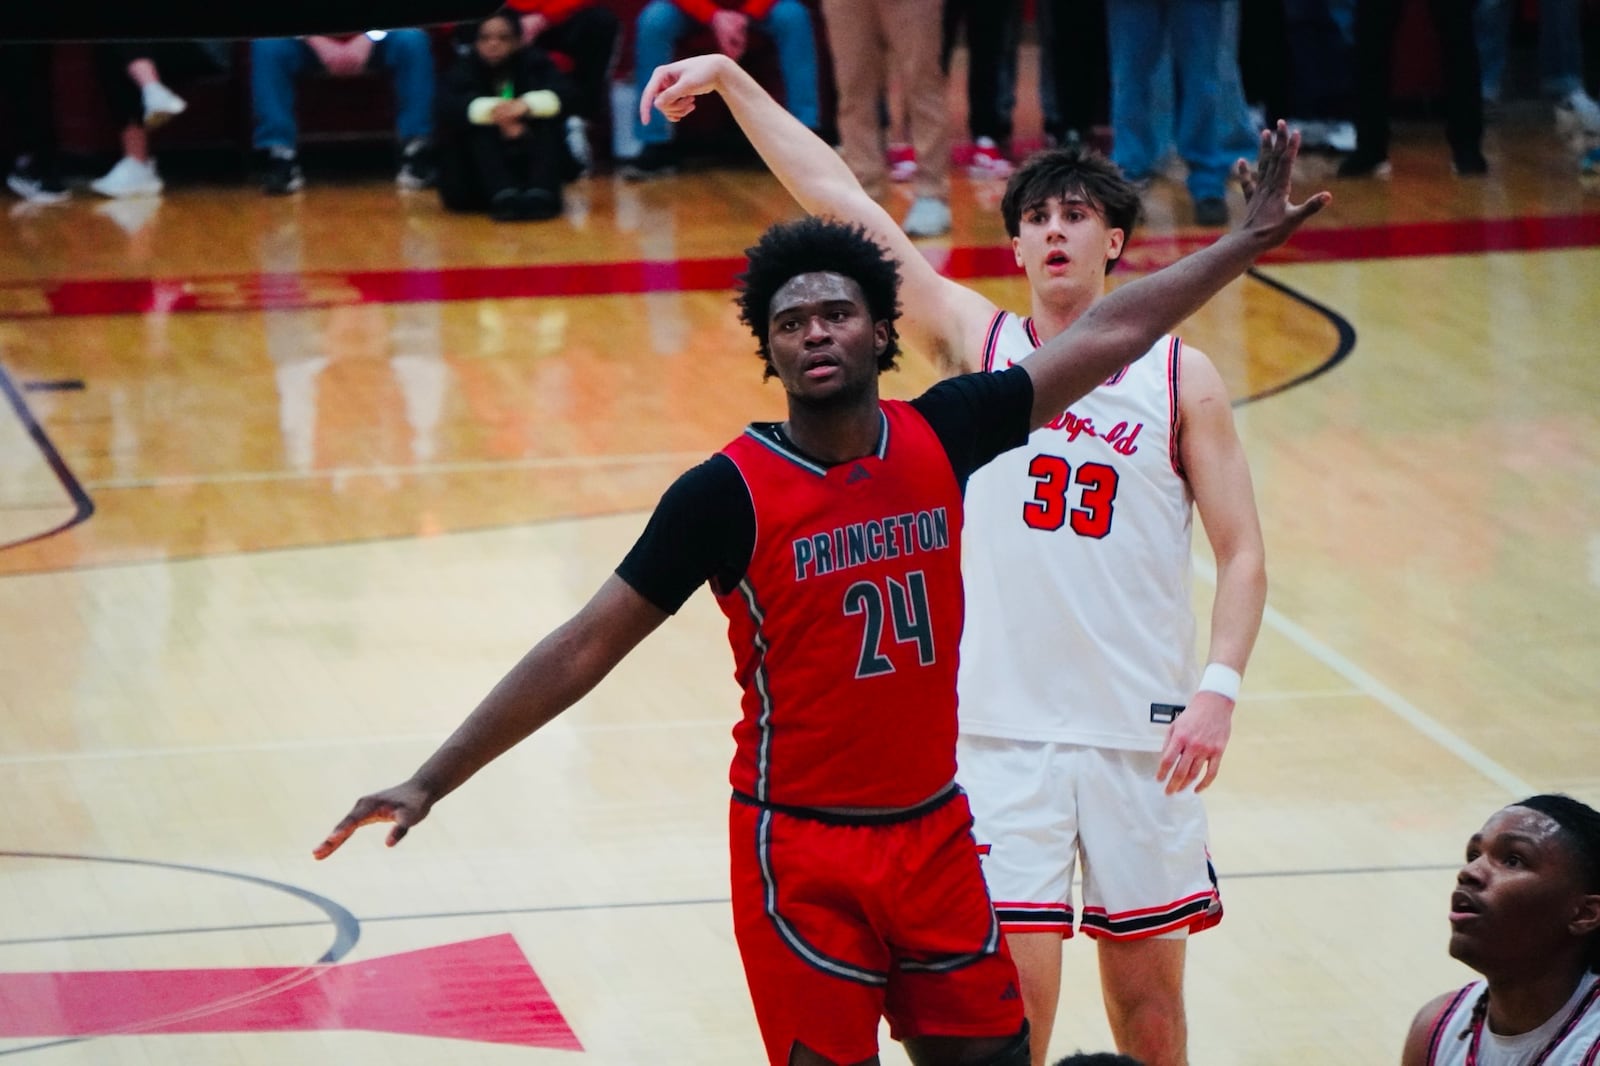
[845,463,871,484]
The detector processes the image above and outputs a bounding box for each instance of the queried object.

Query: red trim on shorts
[1079,888,1220,941]
[993,901,1075,938]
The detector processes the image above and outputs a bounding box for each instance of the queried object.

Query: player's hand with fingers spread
[639,53,735,127]
[313,779,436,860]
[1233,120,1333,247]
[1156,691,1234,795]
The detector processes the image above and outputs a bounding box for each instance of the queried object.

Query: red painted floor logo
[0,933,582,1049]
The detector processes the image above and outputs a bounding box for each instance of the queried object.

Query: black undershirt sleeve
[615,454,755,614]
[909,364,1036,487]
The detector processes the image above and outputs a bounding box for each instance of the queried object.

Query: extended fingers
[312,800,397,860]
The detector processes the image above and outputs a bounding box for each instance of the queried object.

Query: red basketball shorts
[729,787,1025,1065]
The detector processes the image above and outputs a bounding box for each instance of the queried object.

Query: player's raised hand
[1233,120,1332,247]
[639,53,734,126]
[313,779,435,859]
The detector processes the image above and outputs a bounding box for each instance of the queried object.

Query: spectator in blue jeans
[624,0,819,179]
[1106,0,1257,227]
[1475,0,1600,140]
[251,28,438,195]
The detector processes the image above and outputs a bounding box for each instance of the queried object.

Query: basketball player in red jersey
[315,128,1326,1066]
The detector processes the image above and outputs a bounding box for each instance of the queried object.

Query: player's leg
[957,734,1078,1066]
[878,789,1029,1065]
[730,801,891,1066]
[1097,936,1188,1066]
[1076,747,1219,1066]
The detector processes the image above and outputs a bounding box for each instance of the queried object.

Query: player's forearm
[1204,547,1266,675]
[1027,231,1271,420]
[712,57,872,218]
[408,619,617,801]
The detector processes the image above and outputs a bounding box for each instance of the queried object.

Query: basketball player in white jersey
[641,54,1267,1066]
[1401,794,1600,1066]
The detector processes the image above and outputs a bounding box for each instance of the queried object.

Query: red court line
[6,213,1599,319]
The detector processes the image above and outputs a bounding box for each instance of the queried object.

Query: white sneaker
[1325,121,1357,153]
[141,82,188,129]
[565,116,591,176]
[902,196,951,238]
[1556,89,1600,138]
[90,156,163,198]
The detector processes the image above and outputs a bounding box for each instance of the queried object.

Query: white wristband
[1198,663,1241,702]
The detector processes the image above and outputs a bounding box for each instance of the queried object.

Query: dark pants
[1037,0,1110,142]
[941,0,1021,143]
[1284,0,1354,119]
[1352,0,1482,158]
[437,119,568,213]
[535,7,619,125]
[0,44,57,161]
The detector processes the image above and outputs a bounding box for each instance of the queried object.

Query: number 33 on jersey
[959,315,1200,750]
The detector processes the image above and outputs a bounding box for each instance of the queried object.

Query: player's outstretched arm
[1157,349,1265,794]
[1019,122,1330,428]
[641,53,994,367]
[313,575,670,859]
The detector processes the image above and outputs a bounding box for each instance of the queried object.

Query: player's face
[766,272,888,407]
[475,19,520,66]
[1448,806,1596,976]
[1011,194,1124,296]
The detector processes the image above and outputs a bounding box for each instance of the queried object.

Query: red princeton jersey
[716,401,967,809]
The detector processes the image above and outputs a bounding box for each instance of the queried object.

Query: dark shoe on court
[1192,196,1229,227]
[489,188,523,221]
[518,187,561,220]
[1452,148,1489,176]
[261,149,305,196]
[620,143,678,181]
[1336,150,1391,178]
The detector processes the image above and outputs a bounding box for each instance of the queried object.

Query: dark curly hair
[1001,145,1143,272]
[1513,794,1600,972]
[735,216,903,380]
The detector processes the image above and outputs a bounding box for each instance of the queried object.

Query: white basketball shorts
[956,735,1222,940]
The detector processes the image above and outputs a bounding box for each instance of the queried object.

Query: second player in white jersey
[960,312,1196,750]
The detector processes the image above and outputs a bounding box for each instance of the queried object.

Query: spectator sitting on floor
[437,9,577,221]
[500,0,619,174]
[251,27,438,196]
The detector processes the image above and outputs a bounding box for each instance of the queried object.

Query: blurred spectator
[1282,0,1356,152]
[1338,0,1485,178]
[90,41,230,198]
[1474,0,1600,140]
[1,45,68,204]
[1106,0,1256,226]
[251,28,438,195]
[624,0,820,179]
[1037,0,1111,150]
[822,0,952,237]
[942,0,1022,177]
[501,1,619,173]
[437,10,577,220]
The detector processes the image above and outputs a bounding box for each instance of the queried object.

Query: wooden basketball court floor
[2,99,1599,1064]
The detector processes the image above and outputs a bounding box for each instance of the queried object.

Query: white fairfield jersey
[1424,974,1600,1065]
[958,311,1196,751]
